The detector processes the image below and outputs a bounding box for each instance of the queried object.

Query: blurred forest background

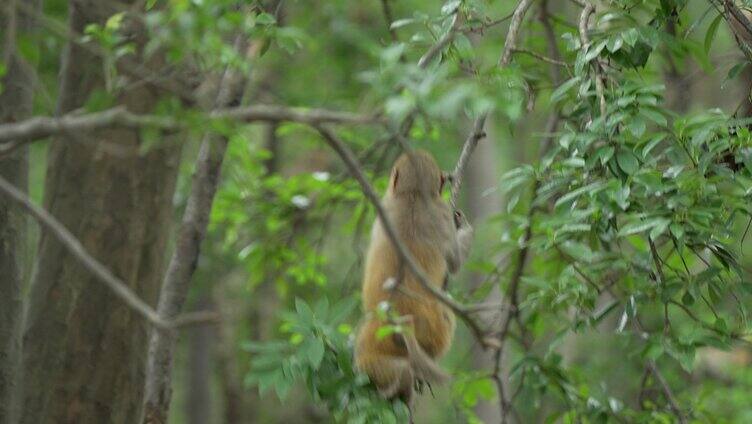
[2,0,752,423]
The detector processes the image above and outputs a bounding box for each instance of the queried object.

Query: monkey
[354,149,474,408]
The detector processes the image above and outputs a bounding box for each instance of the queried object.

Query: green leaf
[704,14,724,53]
[105,12,126,31]
[554,181,606,209]
[390,18,415,29]
[618,217,670,237]
[616,149,639,174]
[375,325,397,340]
[441,0,461,14]
[727,61,748,81]
[295,298,314,322]
[551,77,581,103]
[256,13,277,26]
[301,337,325,368]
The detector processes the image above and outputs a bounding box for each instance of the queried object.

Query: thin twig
[647,360,687,424]
[0,175,213,330]
[512,48,570,68]
[449,115,487,209]
[449,0,534,210]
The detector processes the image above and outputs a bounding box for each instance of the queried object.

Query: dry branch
[0,105,382,154]
[450,0,534,209]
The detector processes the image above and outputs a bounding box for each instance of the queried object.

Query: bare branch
[450,0,534,210]
[648,360,686,422]
[499,0,535,67]
[512,48,570,68]
[0,174,211,330]
[0,105,382,153]
[450,115,487,209]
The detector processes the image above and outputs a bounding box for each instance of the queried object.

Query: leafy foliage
[243,298,410,423]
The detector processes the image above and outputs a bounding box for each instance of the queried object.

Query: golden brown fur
[354,149,473,402]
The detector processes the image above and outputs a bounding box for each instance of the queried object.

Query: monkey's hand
[453,210,467,229]
[447,210,474,274]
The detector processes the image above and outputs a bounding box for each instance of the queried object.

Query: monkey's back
[356,197,455,361]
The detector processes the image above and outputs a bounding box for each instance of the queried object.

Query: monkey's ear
[393,170,399,190]
[439,174,446,194]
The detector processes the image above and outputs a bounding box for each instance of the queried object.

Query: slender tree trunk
[464,124,503,423]
[187,296,214,424]
[19,1,181,423]
[142,39,250,423]
[0,1,38,422]
[214,284,249,424]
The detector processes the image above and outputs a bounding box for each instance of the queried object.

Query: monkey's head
[388,149,445,198]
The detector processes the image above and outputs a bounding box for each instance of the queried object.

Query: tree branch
[0,174,215,330]
[450,0,534,210]
[0,105,382,154]
[647,360,686,423]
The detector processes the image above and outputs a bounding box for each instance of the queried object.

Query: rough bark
[0,1,38,422]
[19,1,181,423]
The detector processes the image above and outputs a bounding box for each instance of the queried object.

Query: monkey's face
[389,149,443,198]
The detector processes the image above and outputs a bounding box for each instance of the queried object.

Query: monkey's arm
[446,211,474,274]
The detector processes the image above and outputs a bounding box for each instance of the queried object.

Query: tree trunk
[187,296,213,424]
[464,124,503,423]
[214,284,249,424]
[0,1,38,422]
[142,42,249,424]
[19,1,181,423]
